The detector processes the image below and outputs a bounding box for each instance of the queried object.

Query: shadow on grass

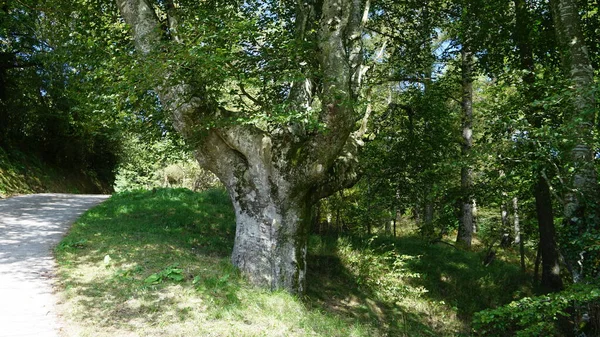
[55,188,239,331]
[306,252,438,336]
[305,234,532,336]
[55,189,531,336]
[394,237,532,319]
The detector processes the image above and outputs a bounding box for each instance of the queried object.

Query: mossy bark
[116,0,368,293]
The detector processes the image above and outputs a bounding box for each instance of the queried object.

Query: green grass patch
[0,146,109,196]
[55,188,533,336]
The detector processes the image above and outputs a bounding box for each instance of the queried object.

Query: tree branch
[311,135,363,202]
[238,82,265,108]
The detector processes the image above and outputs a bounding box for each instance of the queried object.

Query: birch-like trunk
[457,44,474,247]
[551,0,597,281]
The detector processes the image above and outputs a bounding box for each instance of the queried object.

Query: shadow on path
[0,194,109,337]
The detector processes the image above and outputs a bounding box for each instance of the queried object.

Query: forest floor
[53,188,534,337]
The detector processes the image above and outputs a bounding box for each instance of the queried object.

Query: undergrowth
[0,146,109,197]
[473,282,600,336]
[55,188,532,337]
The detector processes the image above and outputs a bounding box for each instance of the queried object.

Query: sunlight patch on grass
[55,188,532,337]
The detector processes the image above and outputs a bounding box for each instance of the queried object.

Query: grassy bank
[54,188,532,336]
[0,147,110,197]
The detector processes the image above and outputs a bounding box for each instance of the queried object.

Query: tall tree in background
[457,0,475,247]
[550,0,598,282]
[115,0,370,293]
[514,0,562,292]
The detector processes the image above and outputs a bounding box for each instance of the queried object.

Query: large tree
[115,0,370,293]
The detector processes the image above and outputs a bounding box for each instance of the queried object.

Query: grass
[0,146,109,197]
[54,188,533,336]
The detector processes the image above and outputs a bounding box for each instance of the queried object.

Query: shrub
[472,282,600,336]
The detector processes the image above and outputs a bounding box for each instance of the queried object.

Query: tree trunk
[457,43,474,247]
[116,0,369,294]
[228,184,311,292]
[422,184,435,237]
[534,175,564,292]
[424,202,434,235]
[472,199,478,233]
[550,0,598,282]
[512,196,521,245]
[534,244,541,285]
[512,197,526,272]
[501,193,509,232]
[514,0,562,290]
[393,210,397,237]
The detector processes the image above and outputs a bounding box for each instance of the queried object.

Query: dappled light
[2,0,600,335]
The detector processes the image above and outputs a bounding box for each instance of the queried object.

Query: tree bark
[550,0,598,282]
[457,43,474,247]
[116,0,369,294]
[512,197,526,272]
[424,201,434,235]
[534,175,564,291]
[514,0,562,290]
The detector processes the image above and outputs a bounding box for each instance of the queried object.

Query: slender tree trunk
[512,197,521,246]
[512,197,526,272]
[500,172,510,237]
[457,43,474,247]
[422,184,435,237]
[385,219,391,235]
[366,178,372,235]
[534,244,541,285]
[315,201,322,234]
[424,202,434,234]
[534,175,564,291]
[514,0,562,290]
[393,210,397,237]
[550,0,598,282]
[501,199,509,231]
[519,235,526,273]
[472,199,478,233]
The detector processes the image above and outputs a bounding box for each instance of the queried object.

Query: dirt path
[0,193,110,337]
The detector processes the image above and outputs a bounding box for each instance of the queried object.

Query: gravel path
[0,194,110,337]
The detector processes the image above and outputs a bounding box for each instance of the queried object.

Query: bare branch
[238,82,265,108]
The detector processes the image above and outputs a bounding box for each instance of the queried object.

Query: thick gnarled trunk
[228,185,311,292]
[116,0,368,293]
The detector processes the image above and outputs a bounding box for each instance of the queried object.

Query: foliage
[113,133,219,192]
[144,264,185,284]
[0,0,125,185]
[473,282,600,336]
[335,236,428,302]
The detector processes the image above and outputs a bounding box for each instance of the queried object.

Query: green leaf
[144,273,162,284]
